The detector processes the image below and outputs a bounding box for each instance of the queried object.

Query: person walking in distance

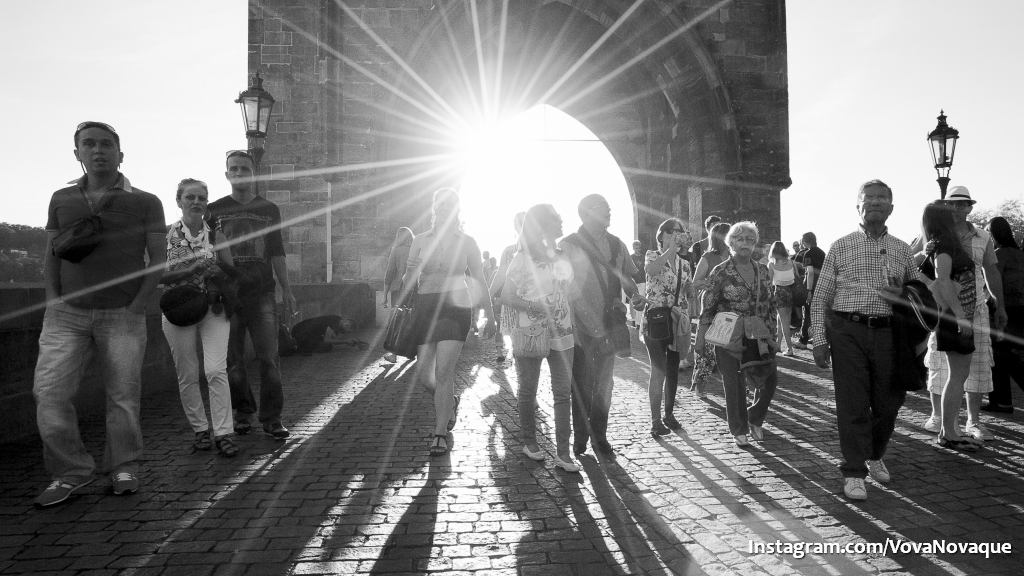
[208,150,296,440]
[32,121,166,507]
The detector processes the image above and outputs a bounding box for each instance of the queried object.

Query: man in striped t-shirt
[810,180,921,502]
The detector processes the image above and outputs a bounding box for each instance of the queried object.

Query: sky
[2,1,1023,256]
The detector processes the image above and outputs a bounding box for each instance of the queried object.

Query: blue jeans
[571,331,616,446]
[227,292,284,425]
[827,314,905,478]
[514,348,574,455]
[33,301,146,479]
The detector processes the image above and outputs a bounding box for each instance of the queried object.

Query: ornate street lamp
[927,110,959,199]
[235,72,276,168]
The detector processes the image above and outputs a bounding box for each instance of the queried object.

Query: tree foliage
[969,199,1024,247]
[0,222,46,282]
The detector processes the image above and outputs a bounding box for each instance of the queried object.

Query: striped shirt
[810,225,920,348]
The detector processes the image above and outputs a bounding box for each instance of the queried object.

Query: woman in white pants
[160,178,238,457]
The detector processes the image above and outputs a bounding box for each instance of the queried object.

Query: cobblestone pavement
[2,309,1024,575]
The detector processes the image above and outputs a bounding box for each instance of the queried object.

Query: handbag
[52,190,114,263]
[644,255,684,345]
[790,269,808,308]
[160,284,210,327]
[511,320,550,358]
[705,311,742,349]
[383,305,418,359]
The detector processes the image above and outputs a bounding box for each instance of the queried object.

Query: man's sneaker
[263,422,290,439]
[922,415,940,433]
[111,472,139,496]
[866,459,891,484]
[965,422,994,441]
[734,434,750,447]
[382,352,397,363]
[843,477,867,501]
[34,477,93,508]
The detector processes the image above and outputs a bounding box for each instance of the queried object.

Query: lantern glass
[239,98,260,134]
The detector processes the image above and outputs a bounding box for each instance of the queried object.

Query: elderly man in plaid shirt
[811,180,922,501]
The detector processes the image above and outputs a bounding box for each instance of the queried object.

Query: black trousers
[990,305,1024,406]
[827,314,906,478]
[571,331,616,447]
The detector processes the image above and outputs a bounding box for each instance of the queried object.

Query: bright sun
[455,105,635,258]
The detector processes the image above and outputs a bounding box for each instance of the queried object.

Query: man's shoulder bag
[53,191,114,263]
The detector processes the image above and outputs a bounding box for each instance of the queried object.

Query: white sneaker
[922,415,940,433]
[749,424,764,442]
[965,422,994,441]
[734,434,749,447]
[843,477,867,500]
[866,459,891,484]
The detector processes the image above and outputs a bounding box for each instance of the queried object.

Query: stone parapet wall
[0,282,374,442]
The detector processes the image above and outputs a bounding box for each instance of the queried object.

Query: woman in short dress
[501,204,579,472]
[690,222,731,397]
[160,178,238,457]
[643,218,692,436]
[767,241,798,356]
[403,188,493,455]
[920,202,982,451]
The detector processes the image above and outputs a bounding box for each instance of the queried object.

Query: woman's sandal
[215,436,240,458]
[935,436,981,453]
[429,434,448,456]
[193,430,212,451]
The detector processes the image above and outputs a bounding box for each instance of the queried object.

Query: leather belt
[834,310,892,328]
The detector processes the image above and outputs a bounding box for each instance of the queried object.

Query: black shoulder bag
[644,256,682,344]
[52,189,114,263]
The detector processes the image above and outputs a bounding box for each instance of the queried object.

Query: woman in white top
[767,241,798,356]
[160,179,238,457]
[501,204,579,472]
[403,188,493,456]
[642,218,692,436]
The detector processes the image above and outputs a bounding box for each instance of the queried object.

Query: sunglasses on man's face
[76,121,118,135]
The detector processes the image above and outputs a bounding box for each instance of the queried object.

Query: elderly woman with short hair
[695,221,779,447]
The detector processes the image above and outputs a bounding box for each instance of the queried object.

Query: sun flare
[455,105,635,257]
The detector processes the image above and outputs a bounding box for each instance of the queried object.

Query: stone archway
[247,0,789,283]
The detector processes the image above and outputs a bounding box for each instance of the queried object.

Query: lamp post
[235,72,276,169]
[927,110,959,199]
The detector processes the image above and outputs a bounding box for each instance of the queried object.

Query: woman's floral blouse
[700,257,778,337]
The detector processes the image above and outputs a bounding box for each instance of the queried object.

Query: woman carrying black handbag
[641,218,692,436]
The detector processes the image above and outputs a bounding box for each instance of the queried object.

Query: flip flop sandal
[215,436,240,458]
[429,434,448,456]
[193,430,212,451]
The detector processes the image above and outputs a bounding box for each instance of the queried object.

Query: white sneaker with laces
[843,477,867,501]
[965,422,994,441]
[522,445,545,461]
[866,459,890,484]
[734,434,749,447]
[552,455,581,473]
[922,415,940,433]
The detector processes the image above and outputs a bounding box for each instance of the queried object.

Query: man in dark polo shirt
[33,121,166,507]
[208,150,296,440]
[686,214,721,270]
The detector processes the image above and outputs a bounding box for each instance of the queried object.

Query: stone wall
[247,0,790,280]
[0,282,374,442]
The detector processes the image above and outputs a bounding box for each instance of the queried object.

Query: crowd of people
[29,119,1023,510]
[33,123,294,508]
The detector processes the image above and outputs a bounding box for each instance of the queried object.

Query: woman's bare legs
[940,352,972,440]
[777,306,794,352]
[431,340,464,436]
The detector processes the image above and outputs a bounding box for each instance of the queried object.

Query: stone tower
[246,0,790,284]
